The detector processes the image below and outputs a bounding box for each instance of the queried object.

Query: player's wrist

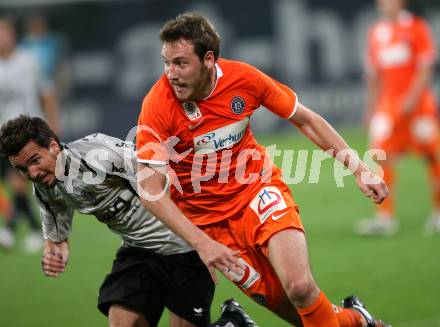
[353,161,371,178]
[43,239,56,254]
[190,231,213,251]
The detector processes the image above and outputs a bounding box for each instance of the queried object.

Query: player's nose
[166,65,178,80]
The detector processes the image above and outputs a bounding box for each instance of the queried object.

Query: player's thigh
[109,304,150,327]
[98,248,167,327]
[266,229,317,299]
[245,183,316,303]
[217,237,304,325]
[165,251,214,327]
[369,111,406,155]
[409,114,440,154]
[220,183,308,310]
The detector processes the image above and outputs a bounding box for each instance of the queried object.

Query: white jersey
[34,133,192,255]
[0,50,48,124]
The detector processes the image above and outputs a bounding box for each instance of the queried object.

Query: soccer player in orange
[356,0,440,236]
[136,13,390,327]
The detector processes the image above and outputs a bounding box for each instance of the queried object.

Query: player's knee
[108,304,149,327]
[282,276,317,304]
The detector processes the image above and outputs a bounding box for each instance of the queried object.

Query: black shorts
[97,247,214,327]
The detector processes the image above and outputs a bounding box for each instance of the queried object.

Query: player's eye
[176,60,186,67]
[17,166,27,173]
[31,157,40,166]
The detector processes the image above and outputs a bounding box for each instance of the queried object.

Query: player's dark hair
[160,12,220,61]
[0,115,60,157]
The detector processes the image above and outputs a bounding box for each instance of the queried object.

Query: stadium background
[0,0,440,326]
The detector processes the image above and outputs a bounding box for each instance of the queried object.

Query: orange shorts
[200,178,304,310]
[369,95,440,155]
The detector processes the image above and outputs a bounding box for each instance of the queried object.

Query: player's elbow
[290,104,321,130]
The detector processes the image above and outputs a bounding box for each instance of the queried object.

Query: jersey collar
[202,62,223,100]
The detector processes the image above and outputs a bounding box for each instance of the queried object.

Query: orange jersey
[137,58,297,225]
[366,11,436,101]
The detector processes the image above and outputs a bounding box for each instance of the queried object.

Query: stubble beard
[188,65,214,102]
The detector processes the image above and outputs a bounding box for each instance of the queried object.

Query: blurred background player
[0,15,59,252]
[20,13,71,101]
[356,0,440,236]
[0,115,258,327]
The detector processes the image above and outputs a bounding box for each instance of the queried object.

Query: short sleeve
[413,19,436,67]
[136,93,171,165]
[254,67,298,119]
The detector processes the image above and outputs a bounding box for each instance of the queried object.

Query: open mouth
[174,85,185,92]
[171,82,187,93]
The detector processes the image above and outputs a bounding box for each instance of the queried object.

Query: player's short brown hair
[0,115,60,157]
[160,12,220,61]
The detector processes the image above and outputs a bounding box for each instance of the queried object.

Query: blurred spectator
[0,15,60,252]
[20,13,71,101]
[356,0,440,236]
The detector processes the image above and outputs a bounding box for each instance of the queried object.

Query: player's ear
[48,139,60,154]
[203,50,215,69]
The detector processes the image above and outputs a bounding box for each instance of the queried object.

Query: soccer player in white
[0,15,59,252]
[0,115,258,327]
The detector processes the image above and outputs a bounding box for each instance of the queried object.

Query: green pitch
[1,129,439,326]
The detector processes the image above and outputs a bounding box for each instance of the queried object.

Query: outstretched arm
[289,103,389,204]
[137,163,244,283]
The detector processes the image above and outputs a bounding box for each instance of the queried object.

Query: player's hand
[41,240,69,278]
[355,169,389,204]
[195,238,245,284]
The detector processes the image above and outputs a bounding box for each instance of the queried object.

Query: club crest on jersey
[182,101,202,121]
[250,186,287,224]
[231,96,245,115]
